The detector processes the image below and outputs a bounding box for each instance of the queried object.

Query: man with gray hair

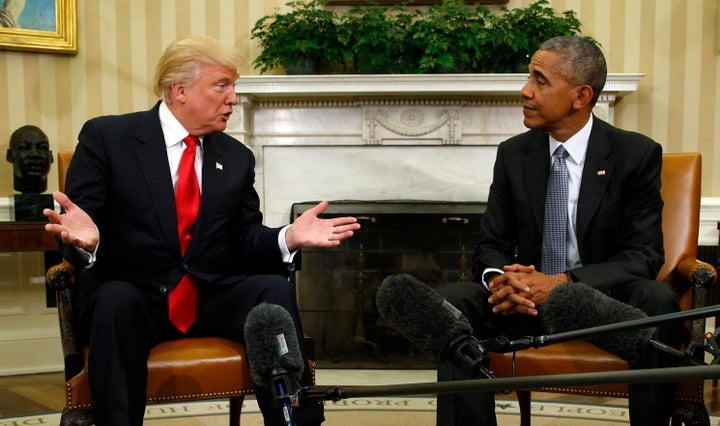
[436,36,683,426]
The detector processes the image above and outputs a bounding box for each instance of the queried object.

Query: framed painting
[327,1,508,4]
[0,0,77,54]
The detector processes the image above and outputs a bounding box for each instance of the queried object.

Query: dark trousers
[74,274,324,426]
[435,279,684,426]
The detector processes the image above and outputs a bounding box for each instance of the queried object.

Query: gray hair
[538,36,607,106]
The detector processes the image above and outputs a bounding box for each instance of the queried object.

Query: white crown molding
[235,73,644,99]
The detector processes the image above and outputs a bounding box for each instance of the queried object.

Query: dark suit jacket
[64,102,289,305]
[472,116,665,293]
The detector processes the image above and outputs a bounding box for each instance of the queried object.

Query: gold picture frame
[0,0,77,55]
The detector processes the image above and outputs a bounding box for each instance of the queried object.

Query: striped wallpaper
[0,0,717,196]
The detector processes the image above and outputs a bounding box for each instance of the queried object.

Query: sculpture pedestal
[13,193,53,222]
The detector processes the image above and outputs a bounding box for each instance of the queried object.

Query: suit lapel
[134,108,181,255]
[187,134,225,255]
[524,132,551,233]
[576,118,613,244]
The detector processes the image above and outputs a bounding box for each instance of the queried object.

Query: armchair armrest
[46,259,75,291]
[676,257,718,289]
[674,257,718,341]
[45,259,85,381]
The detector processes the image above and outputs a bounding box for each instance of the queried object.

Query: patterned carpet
[4,396,698,425]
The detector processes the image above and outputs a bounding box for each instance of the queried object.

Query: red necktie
[169,135,201,333]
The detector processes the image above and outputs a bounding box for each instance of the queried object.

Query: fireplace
[291,200,485,368]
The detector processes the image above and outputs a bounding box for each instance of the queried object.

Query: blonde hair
[153,35,242,102]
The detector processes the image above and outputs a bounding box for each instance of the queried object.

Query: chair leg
[516,390,532,426]
[671,402,710,426]
[229,395,245,426]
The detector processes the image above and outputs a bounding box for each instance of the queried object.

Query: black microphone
[544,282,662,364]
[375,273,495,379]
[244,303,305,426]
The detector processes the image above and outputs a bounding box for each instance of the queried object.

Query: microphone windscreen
[244,303,305,385]
[376,273,472,361]
[544,282,654,363]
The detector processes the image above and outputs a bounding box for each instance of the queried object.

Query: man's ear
[573,85,594,110]
[6,148,13,163]
[169,82,186,103]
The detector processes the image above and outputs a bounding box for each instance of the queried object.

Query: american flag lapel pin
[216,162,223,171]
[597,170,606,176]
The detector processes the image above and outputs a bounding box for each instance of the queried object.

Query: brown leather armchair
[46,151,314,426]
[488,153,718,426]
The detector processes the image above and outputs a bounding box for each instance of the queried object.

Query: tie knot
[553,145,568,159]
[183,135,198,149]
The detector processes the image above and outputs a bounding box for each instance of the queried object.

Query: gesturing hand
[285,201,361,251]
[43,191,99,253]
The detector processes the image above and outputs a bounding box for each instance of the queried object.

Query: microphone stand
[268,368,297,426]
[293,306,720,406]
[296,364,720,404]
[482,304,720,365]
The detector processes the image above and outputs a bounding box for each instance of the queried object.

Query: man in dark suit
[42,35,360,426]
[436,36,684,425]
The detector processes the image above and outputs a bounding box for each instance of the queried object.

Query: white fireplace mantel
[226,73,645,230]
[232,73,644,99]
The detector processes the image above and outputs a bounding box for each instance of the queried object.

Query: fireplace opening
[290,200,486,369]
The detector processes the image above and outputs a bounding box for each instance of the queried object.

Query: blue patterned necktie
[541,145,569,275]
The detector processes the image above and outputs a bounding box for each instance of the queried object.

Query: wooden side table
[0,222,58,252]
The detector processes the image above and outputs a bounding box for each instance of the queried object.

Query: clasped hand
[487,264,567,317]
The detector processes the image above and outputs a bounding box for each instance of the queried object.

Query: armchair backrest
[656,153,702,287]
[58,151,73,193]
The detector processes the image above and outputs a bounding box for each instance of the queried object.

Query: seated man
[43,35,360,426]
[436,35,684,426]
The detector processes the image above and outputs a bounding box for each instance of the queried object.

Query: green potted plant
[480,0,585,73]
[251,0,341,74]
[409,0,491,73]
[250,0,592,75]
[337,3,418,74]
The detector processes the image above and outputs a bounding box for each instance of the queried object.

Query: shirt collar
[159,101,203,148]
[548,114,593,164]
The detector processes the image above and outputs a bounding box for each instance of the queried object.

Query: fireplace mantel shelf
[235,73,643,99]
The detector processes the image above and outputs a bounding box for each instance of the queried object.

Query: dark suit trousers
[435,280,684,426]
[74,274,324,426]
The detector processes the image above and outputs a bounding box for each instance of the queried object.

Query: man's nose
[520,82,532,99]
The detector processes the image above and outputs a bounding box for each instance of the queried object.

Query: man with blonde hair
[44,35,358,426]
